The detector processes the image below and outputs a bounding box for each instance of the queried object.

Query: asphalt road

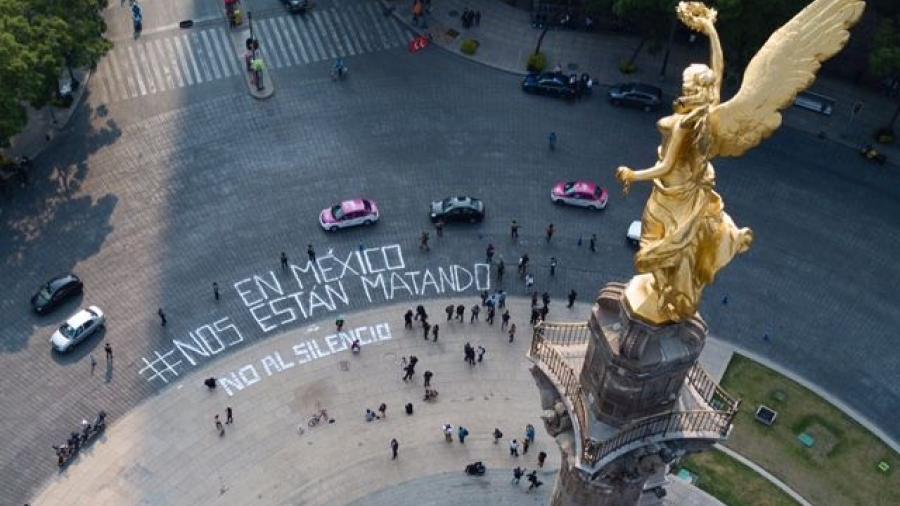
[1,11,899,504]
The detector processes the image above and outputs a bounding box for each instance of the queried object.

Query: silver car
[50,306,105,352]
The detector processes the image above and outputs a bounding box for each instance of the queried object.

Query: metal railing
[531,321,741,469]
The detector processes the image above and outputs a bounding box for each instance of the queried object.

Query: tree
[712,0,809,71]
[0,0,111,147]
[611,0,675,66]
[869,19,900,132]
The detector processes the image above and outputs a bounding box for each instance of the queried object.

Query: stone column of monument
[527,1,864,504]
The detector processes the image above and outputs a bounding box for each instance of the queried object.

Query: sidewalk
[0,68,91,162]
[385,0,900,162]
[29,299,722,505]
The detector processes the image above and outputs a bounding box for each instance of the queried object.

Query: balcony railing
[530,321,740,469]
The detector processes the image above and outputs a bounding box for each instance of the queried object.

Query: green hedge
[527,52,547,72]
[460,39,479,55]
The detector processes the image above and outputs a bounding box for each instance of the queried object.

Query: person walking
[486,306,496,325]
[493,427,503,444]
[498,290,507,308]
[525,424,535,443]
[512,466,525,484]
[336,315,345,332]
[477,346,486,363]
[486,244,495,263]
[548,131,557,151]
[529,307,540,325]
[511,220,520,239]
[501,310,510,330]
[158,308,167,327]
[443,423,454,442]
[470,304,480,323]
[542,292,551,308]
[589,233,597,252]
[215,415,225,436]
[445,304,454,321]
[458,426,469,444]
[435,219,444,237]
[567,289,577,308]
[525,273,535,290]
[550,257,557,276]
[527,470,543,491]
[432,324,439,342]
[545,223,555,243]
[404,309,414,329]
[379,402,387,419]
[280,251,288,271]
[423,321,431,340]
[419,231,430,251]
[390,438,399,459]
[402,363,414,381]
[456,304,465,322]
[213,282,220,301]
[509,439,520,457]
[307,244,316,263]
[104,342,113,364]
[508,323,517,343]
[523,437,530,454]
[538,451,547,468]
[424,370,433,387]
[226,407,233,424]
[497,259,505,281]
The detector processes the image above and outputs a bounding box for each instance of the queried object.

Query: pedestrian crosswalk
[93,3,416,104]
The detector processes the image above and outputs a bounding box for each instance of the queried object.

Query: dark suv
[607,83,663,111]
[522,72,578,99]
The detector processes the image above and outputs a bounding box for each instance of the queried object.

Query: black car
[430,196,485,224]
[607,82,663,111]
[522,72,579,99]
[282,0,310,14]
[31,274,83,314]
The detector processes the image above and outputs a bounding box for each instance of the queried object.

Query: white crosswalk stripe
[93,3,414,104]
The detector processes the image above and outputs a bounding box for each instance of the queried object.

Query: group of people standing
[461,8,481,28]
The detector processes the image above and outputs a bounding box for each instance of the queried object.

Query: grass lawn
[678,449,798,506]
[720,354,899,506]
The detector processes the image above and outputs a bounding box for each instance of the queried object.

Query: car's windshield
[331,205,345,220]
[564,182,576,193]
[440,198,453,210]
[59,324,76,338]
[37,286,52,302]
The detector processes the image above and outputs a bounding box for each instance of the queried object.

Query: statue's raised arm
[709,0,865,158]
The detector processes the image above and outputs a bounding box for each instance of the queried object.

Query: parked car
[31,273,83,314]
[320,199,379,231]
[607,83,663,111]
[627,220,642,247]
[50,306,105,352]
[550,181,608,210]
[522,72,579,99]
[430,196,485,223]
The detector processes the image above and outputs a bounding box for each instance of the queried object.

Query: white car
[51,306,105,352]
[627,220,641,248]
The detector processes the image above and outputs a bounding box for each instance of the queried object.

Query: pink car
[319,199,380,231]
[551,181,608,210]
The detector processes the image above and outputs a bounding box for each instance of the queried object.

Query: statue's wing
[710,0,864,158]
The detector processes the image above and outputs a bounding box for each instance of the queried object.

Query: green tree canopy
[0,0,110,147]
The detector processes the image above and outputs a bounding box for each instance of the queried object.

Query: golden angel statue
[616,0,864,325]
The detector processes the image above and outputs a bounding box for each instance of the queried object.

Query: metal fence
[531,321,741,469]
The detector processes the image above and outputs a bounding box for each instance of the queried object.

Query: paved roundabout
[2,13,900,504]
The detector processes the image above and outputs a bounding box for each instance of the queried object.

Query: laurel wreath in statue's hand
[677,2,717,34]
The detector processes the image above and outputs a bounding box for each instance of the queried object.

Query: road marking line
[311,11,339,58]
[209,28,234,77]
[294,15,324,62]
[265,18,292,68]
[164,38,185,88]
[283,15,310,64]
[190,32,213,82]
[153,39,176,90]
[362,2,391,50]
[133,45,154,94]
[114,48,138,98]
[201,30,223,79]
[173,35,194,86]
[321,10,354,56]
[255,19,283,68]
[276,17,302,66]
